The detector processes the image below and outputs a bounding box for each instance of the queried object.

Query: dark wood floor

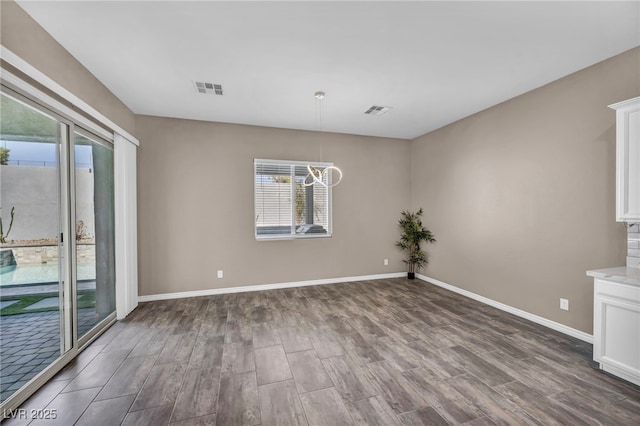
[4,278,640,425]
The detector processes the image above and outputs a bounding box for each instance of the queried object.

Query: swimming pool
[0,263,96,286]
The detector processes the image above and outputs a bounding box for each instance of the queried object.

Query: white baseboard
[138,272,406,302]
[416,273,593,344]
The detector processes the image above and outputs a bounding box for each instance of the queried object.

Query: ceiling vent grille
[194,81,223,95]
[364,105,392,115]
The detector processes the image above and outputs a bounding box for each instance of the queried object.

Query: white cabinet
[592,275,640,386]
[609,97,640,222]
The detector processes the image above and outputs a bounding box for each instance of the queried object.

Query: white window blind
[254,159,332,240]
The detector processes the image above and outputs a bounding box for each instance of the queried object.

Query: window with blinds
[254,159,332,240]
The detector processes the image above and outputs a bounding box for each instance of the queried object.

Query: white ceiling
[16,1,640,140]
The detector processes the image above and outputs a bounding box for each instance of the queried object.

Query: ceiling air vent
[194,81,223,95]
[364,105,392,115]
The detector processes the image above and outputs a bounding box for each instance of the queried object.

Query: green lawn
[0,290,96,316]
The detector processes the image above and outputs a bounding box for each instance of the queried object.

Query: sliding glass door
[0,92,70,404]
[74,131,115,341]
[0,88,116,406]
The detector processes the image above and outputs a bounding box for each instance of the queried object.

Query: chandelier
[305,91,343,187]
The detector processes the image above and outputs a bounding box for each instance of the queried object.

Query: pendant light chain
[315,91,324,131]
[305,91,343,188]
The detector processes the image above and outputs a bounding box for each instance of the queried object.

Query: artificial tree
[395,208,435,279]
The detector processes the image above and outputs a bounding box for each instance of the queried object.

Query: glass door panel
[74,131,115,339]
[0,92,67,403]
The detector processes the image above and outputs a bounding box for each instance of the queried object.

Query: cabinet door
[611,97,640,222]
[593,278,640,386]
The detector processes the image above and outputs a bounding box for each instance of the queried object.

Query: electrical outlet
[560,298,569,311]
[217,270,223,279]
[384,259,389,266]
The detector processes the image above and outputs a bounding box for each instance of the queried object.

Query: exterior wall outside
[411,47,640,334]
[0,165,96,241]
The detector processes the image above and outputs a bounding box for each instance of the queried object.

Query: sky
[2,141,93,168]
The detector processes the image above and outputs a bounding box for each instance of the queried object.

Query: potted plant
[396,208,435,279]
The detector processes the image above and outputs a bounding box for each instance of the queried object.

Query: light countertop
[587,267,640,287]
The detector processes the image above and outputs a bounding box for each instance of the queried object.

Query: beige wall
[136,116,411,296]
[411,47,640,334]
[0,0,136,135]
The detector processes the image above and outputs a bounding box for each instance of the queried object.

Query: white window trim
[254,158,334,241]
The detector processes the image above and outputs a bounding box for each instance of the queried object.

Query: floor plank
[252,323,282,348]
[398,406,449,426]
[299,387,354,426]
[221,342,255,377]
[255,345,293,385]
[96,355,157,401]
[495,380,587,425]
[346,395,400,426]
[439,345,515,387]
[128,329,168,358]
[258,380,308,426]
[321,354,380,402]
[189,335,225,370]
[479,349,567,395]
[308,328,344,358]
[121,404,173,426]
[130,362,187,411]
[76,394,135,426]
[171,368,220,422]
[216,372,260,426]
[449,373,536,425]
[369,337,421,371]
[62,350,129,392]
[101,326,146,354]
[169,414,217,426]
[157,331,198,365]
[402,367,483,424]
[1,380,71,426]
[286,349,333,393]
[548,390,633,425]
[338,330,383,366]
[30,387,101,426]
[367,361,427,414]
[52,344,104,381]
[278,326,314,353]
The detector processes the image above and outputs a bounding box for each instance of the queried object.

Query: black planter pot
[407,272,415,280]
